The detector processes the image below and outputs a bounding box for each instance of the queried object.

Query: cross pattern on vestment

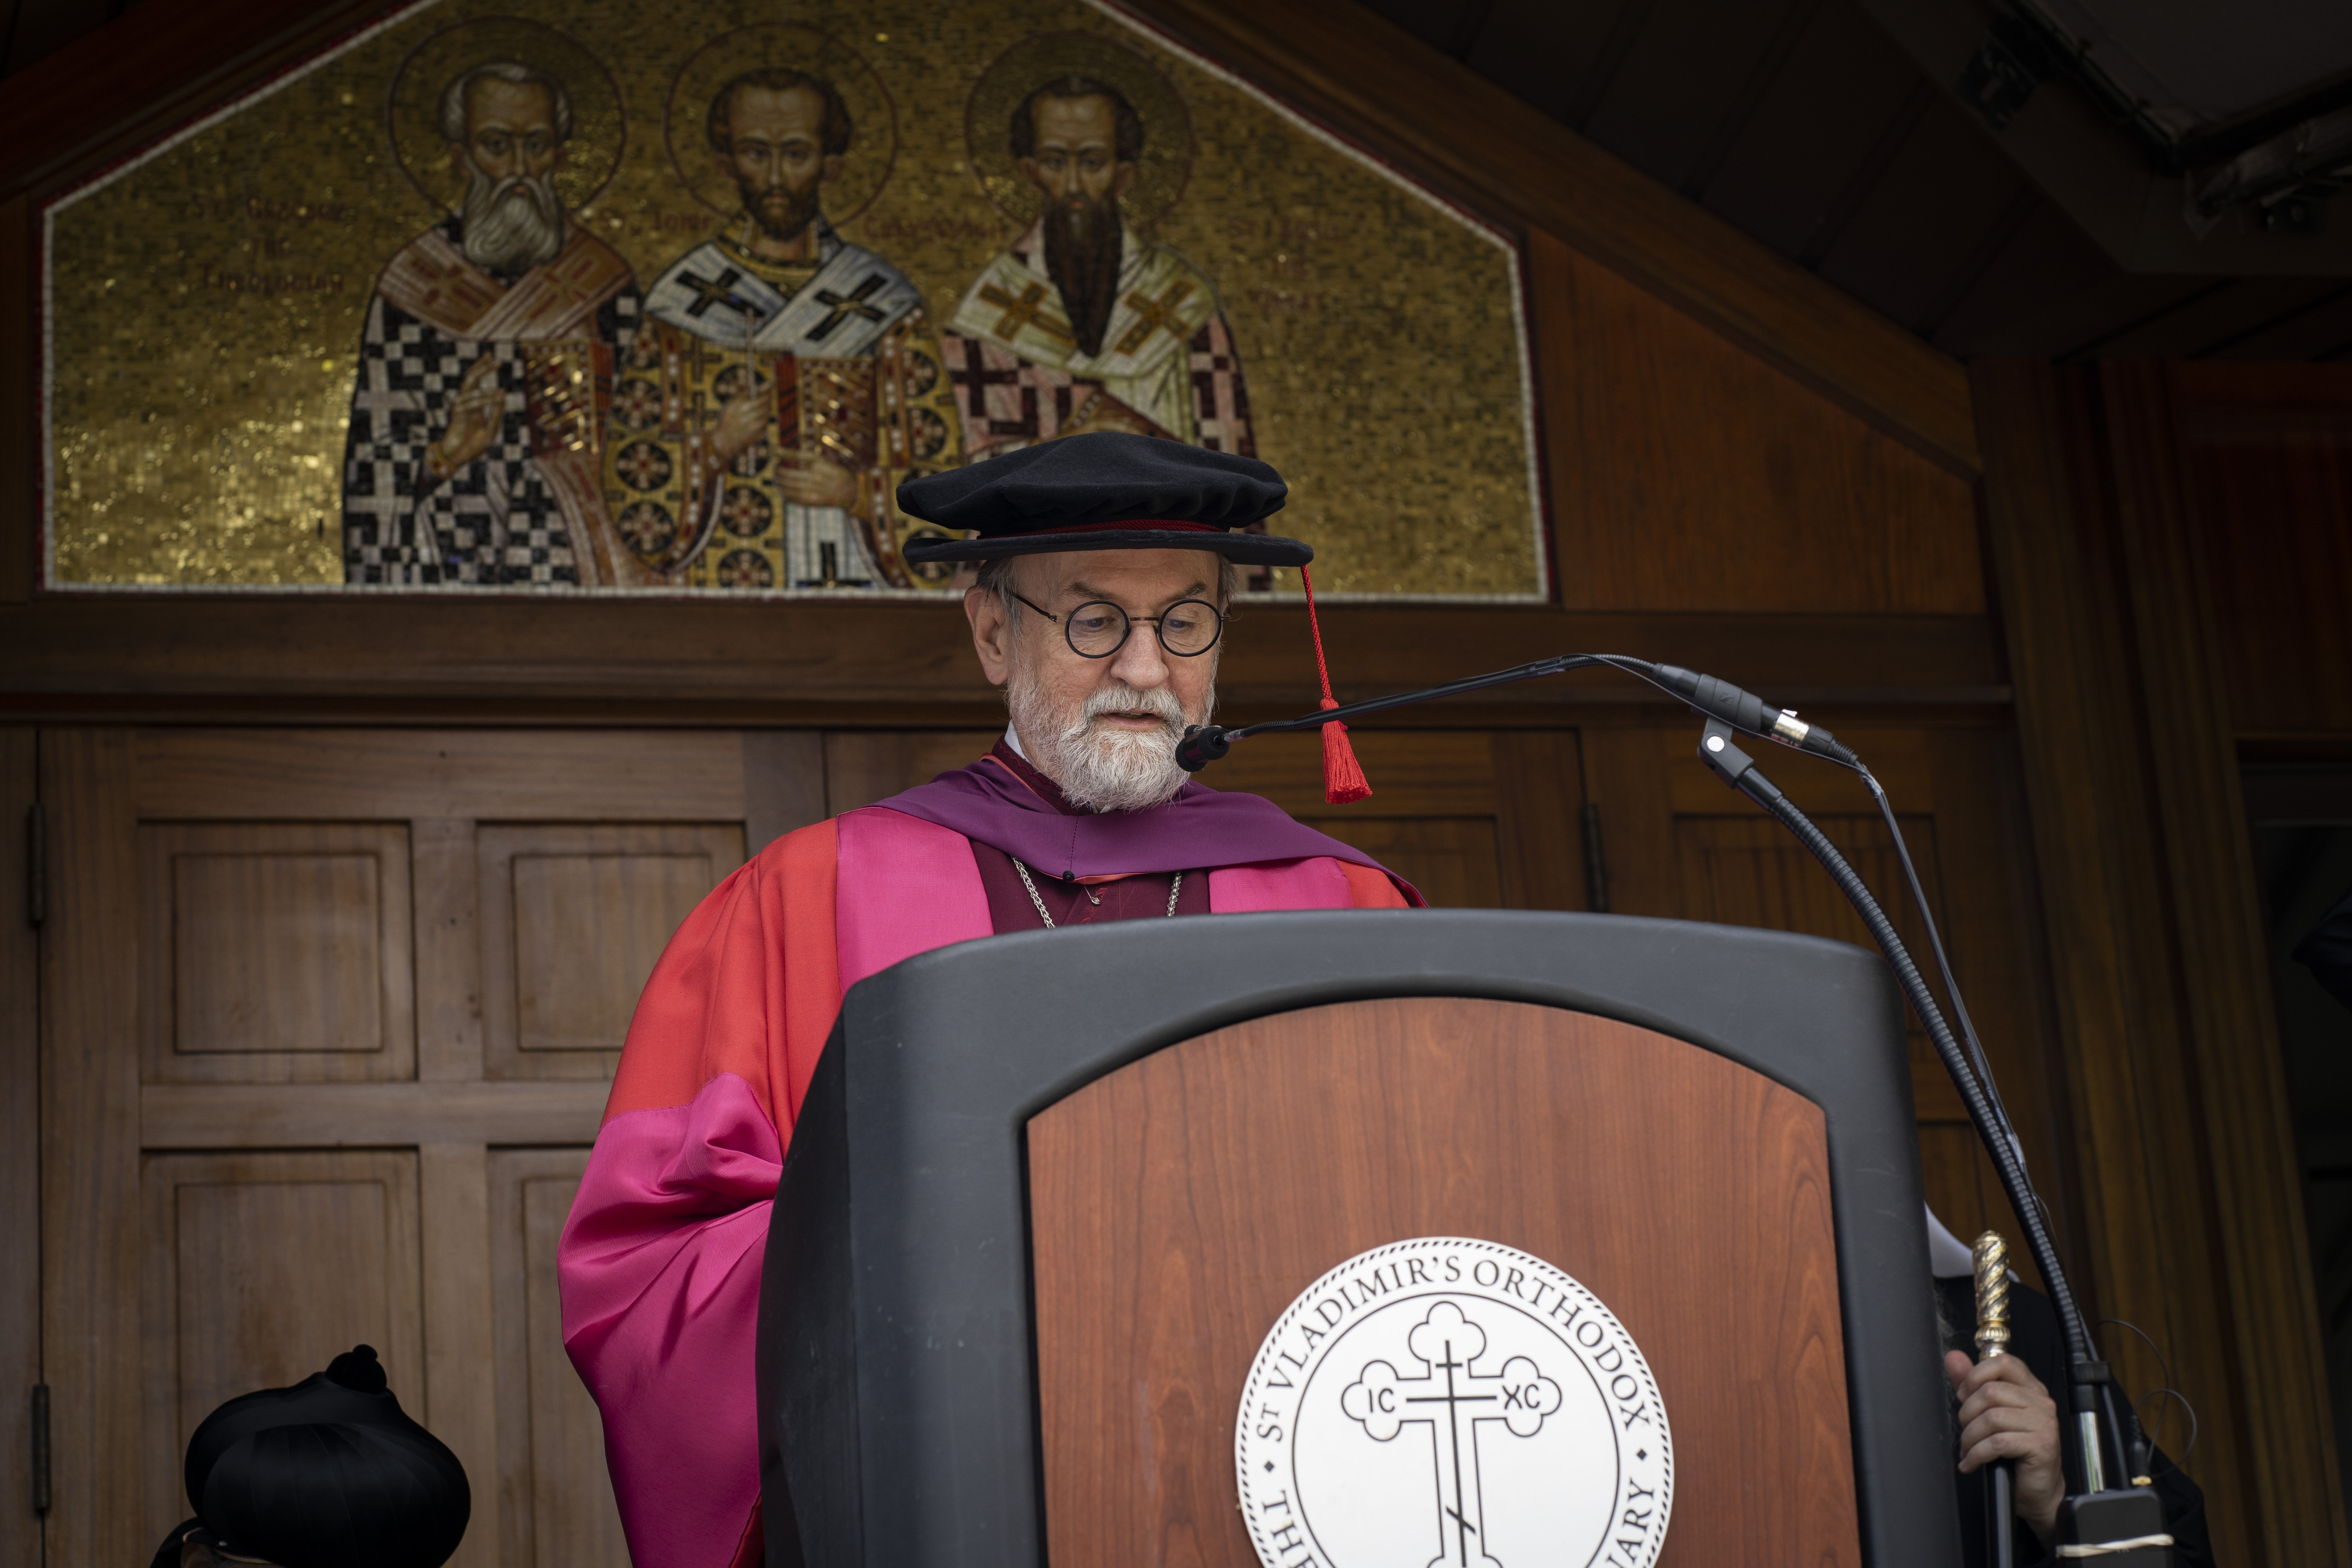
[981,280,1075,345]
[1112,278,1197,357]
[809,272,889,341]
[680,267,752,319]
[1341,1301,1564,1568]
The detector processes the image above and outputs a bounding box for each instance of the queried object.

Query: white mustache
[1062,682,1186,740]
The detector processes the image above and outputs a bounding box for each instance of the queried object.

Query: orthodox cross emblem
[980,279,1076,345]
[1342,1302,1561,1568]
[808,272,890,341]
[679,267,753,319]
[1237,1238,1673,1568]
[1113,278,1198,357]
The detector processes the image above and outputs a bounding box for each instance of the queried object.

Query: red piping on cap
[1300,564,1371,804]
[1026,518,1225,535]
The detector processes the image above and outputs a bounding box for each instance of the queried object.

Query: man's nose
[1107,626,1171,690]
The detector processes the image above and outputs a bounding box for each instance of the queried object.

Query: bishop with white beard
[341,60,644,586]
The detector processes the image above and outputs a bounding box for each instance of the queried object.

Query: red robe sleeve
[557,820,840,1568]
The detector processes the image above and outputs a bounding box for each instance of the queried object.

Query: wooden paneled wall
[2165,365,2352,746]
[1532,235,1984,616]
[1975,360,2352,1568]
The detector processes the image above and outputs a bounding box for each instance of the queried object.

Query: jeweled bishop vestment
[941,219,1255,460]
[605,221,962,590]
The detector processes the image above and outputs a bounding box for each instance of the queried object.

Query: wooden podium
[758,910,1963,1568]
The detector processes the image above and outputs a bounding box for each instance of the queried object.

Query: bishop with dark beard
[342,60,645,586]
[944,77,1257,461]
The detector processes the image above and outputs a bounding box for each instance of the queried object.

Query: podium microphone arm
[1697,720,2127,1496]
[1176,654,1860,771]
[1180,653,2124,1493]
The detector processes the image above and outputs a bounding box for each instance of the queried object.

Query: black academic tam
[897,431,1312,566]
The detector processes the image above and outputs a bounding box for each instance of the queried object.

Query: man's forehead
[465,77,556,130]
[1031,94,1119,143]
[730,85,825,140]
[1019,548,1218,601]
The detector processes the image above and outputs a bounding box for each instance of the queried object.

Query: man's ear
[447,143,470,178]
[818,153,844,190]
[966,585,1012,688]
[1017,156,1043,192]
[1112,160,1138,200]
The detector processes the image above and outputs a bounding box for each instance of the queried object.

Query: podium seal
[1236,1236,1672,1568]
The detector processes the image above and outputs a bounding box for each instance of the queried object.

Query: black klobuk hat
[896,432,1310,566]
[154,1345,471,1568]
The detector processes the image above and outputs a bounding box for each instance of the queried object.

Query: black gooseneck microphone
[1174,653,1857,772]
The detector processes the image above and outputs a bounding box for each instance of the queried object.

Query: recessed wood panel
[479,825,743,1081]
[140,1149,424,1548]
[1028,996,1860,1568]
[177,852,381,1051]
[2172,367,2352,737]
[1672,811,1964,1125]
[140,822,415,1083]
[491,1150,629,1568]
[1310,816,1501,908]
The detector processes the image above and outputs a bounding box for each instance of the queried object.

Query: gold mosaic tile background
[45,0,1541,597]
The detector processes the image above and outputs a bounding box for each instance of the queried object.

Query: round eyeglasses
[1009,591,1225,659]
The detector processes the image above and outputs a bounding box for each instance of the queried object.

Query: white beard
[460,166,564,274]
[1009,664,1207,813]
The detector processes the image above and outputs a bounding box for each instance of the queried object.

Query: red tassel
[1300,565,1371,804]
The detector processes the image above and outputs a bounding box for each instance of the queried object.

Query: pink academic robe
[557,805,1412,1568]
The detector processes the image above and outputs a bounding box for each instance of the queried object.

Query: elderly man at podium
[558,434,1420,1568]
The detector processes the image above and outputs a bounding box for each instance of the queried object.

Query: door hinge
[30,1383,50,1513]
[25,801,44,928]
[1581,801,1610,913]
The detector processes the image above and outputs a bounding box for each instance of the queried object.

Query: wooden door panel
[139,1149,425,1549]
[141,821,415,1083]
[479,824,744,1080]
[44,728,817,1568]
[491,1150,629,1568]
